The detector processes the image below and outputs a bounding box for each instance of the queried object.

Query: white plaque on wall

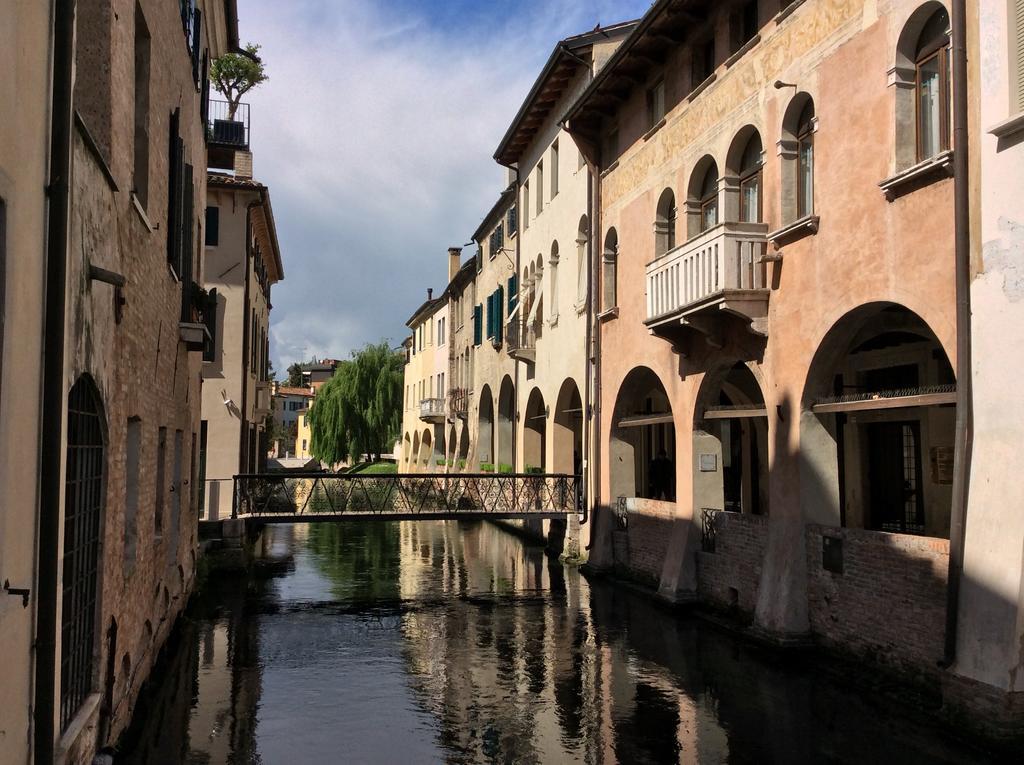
[699,454,718,472]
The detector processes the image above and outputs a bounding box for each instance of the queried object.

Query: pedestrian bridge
[231,472,581,524]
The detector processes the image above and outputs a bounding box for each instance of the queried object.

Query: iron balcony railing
[646,221,768,322]
[207,99,250,148]
[419,397,445,421]
[506,314,542,358]
[449,387,471,418]
[232,472,581,520]
[701,507,719,552]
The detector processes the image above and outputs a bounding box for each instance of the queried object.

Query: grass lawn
[353,461,398,474]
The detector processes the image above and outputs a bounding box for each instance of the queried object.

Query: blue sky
[237,0,653,372]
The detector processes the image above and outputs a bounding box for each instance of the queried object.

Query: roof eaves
[470,184,516,243]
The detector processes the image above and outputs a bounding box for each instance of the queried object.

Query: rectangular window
[155,426,167,537]
[124,417,142,566]
[605,128,619,165]
[693,37,715,84]
[508,274,518,312]
[740,170,762,223]
[647,79,665,126]
[536,161,544,215]
[523,182,530,229]
[204,206,219,246]
[507,204,517,235]
[133,3,151,209]
[550,140,559,197]
[731,1,758,51]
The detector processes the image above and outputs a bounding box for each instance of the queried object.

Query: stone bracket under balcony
[645,222,771,350]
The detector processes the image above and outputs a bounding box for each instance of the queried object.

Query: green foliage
[498,463,514,474]
[525,466,543,474]
[308,342,403,466]
[457,459,466,469]
[286,362,304,387]
[354,461,397,474]
[436,459,447,466]
[210,43,268,119]
[480,462,495,473]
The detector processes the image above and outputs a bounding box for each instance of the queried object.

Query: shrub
[525,466,543,474]
[436,458,447,466]
[480,462,495,473]
[498,463,514,474]
[457,459,466,469]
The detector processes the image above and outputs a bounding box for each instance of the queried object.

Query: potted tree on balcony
[209,43,267,144]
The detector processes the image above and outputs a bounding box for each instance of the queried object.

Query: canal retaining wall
[805,525,949,676]
[696,512,769,616]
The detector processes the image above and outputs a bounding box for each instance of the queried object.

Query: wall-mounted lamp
[774,80,797,89]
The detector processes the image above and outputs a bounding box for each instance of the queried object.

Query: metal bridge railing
[232,472,581,520]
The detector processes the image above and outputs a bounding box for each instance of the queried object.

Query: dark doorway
[867,420,923,533]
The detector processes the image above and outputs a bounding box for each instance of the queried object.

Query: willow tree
[309,342,403,465]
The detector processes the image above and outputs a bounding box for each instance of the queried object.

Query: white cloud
[238,0,650,370]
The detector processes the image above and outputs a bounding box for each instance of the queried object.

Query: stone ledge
[767,214,819,247]
[878,150,953,201]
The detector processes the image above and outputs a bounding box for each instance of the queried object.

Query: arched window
[796,100,815,218]
[602,228,618,312]
[914,8,950,160]
[781,94,816,224]
[576,215,589,307]
[61,376,107,732]
[686,156,719,237]
[654,188,677,257]
[700,164,719,231]
[549,240,559,321]
[738,132,763,222]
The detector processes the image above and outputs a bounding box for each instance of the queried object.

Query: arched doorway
[61,375,107,731]
[411,432,420,473]
[802,303,955,537]
[433,425,446,471]
[420,429,432,469]
[553,379,583,475]
[447,424,458,466]
[609,367,675,502]
[403,432,412,469]
[523,388,547,472]
[693,363,768,515]
[458,421,470,469]
[478,384,494,468]
[498,375,515,470]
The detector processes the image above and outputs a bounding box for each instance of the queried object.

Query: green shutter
[507,275,518,312]
[473,305,482,345]
[485,293,493,339]
[494,286,504,343]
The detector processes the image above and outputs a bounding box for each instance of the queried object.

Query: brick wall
[696,511,768,615]
[611,499,675,588]
[805,525,949,675]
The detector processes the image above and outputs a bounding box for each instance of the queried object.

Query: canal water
[118,521,993,764]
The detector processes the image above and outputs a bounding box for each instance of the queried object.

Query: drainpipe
[580,166,594,525]
[35,1,76,761]
[512,169,519,474]
[942,0,972,668]
[585,150,602,539]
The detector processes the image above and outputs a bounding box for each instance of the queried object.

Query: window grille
[60,377,106,732]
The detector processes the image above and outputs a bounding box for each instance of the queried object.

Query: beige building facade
[0,1,239,762]
[401,290,449,471]
[200,166,283,521]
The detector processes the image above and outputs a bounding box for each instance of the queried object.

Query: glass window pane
[798,138,813,216]
[918,56,941,159]
[741,174,760,222]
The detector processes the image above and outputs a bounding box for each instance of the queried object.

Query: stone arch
[553,378,583,475]
[458,421,470,467]
[433,425,446,470]
[403,432,412,468]
[692,362,769,516]
[654,187,677,257]
[724,125,764,223]
[800,302,955,538]
[411,431,420,472]
[523,387,547,472]
[609,366,676,502]
[478,384,494,467]
[686,155,720,237]
[780,92,816,223]
[497,375,516,470]
[602,227,618,312]
[448,424,458,464]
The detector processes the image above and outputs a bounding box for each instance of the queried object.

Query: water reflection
[118,522,991,764]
